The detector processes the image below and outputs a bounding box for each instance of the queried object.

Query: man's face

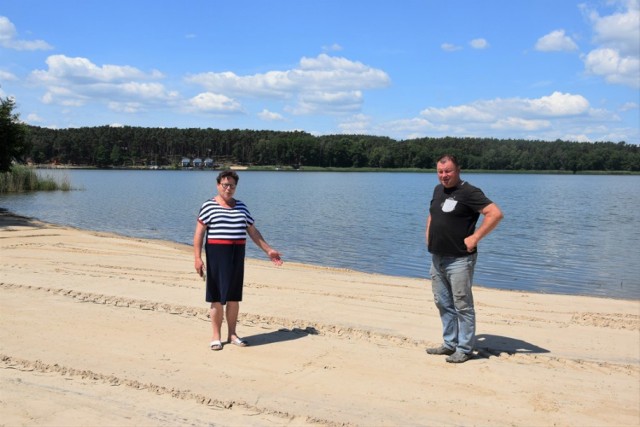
[437,159,461,189]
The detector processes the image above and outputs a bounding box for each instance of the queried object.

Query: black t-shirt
[428,181,493,257]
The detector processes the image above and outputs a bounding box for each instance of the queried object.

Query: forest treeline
[24,125,640,172]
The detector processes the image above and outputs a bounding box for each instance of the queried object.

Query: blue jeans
[430,253,477,354]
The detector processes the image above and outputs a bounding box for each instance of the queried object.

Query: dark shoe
[446,351,471,363]
[426,345,455,355]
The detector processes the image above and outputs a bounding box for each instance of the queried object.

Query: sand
[1,210,639,427]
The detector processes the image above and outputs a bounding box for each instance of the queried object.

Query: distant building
[204,158,214,168]
[181,157,191,168]
[193,158,203,168]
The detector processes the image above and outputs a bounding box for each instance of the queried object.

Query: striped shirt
[197,198,254,242]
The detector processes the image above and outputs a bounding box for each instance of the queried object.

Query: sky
[1,0,639,144]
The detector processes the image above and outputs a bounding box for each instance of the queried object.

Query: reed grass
[0,166,72,193]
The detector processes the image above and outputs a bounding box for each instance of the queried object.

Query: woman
[193,170,282,351]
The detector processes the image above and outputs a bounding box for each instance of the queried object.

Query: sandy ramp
[1,211,639,426]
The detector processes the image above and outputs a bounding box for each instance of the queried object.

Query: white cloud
[420,104,495,123]
[491,117,551,131]
[419,92,590,123]
[0,16,53,51]
[107,101,144,113]
[619,101,639,111]
[322,43,343,52]
[41,85,88,106]
[526,91,590,116]
[339,92,638,141]
[369,92,618,141]
[535,30,579,52]
[32,55,164,83]
[26,52,389,122]
[338,114,373,134]
[561,133,591,142]
[257,109,284,121]
[30,55,177,108]
[185,54,389,114]
[441,39,487,52]
[186,92,243,113]
[581,1,640,87]
[0,69,18,80]
[119,81,172,98]
[290,90,364,115]
[383,117,444,135]
[188,70,290,98]
[26,113,44,123]
[470,38,489,49]
[587,0,639,57]
[583,47,640,88]
[441,43,462,52]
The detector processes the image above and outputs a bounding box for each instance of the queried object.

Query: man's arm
[425,215,431,246]
[464,203,503,252]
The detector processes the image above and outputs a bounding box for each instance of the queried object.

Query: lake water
[1,169,639,300]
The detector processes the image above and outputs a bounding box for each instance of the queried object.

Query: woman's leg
[225,301,240,341]
[210,302,223,342]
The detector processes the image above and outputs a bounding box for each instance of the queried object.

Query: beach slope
[1,211,638,426]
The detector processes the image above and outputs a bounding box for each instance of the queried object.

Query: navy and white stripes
[198,199,254,241]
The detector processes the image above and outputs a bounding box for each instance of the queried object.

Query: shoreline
[1,209,639,426]
[3,208,636,302]
[30,163,640,175]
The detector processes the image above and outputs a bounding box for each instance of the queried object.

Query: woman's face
[217,177,237,199]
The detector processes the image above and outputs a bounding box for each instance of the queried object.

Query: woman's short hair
[216,170,239,184]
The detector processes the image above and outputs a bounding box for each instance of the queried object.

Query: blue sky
[1,0,638,143]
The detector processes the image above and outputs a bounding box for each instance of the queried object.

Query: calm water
[1,170,639,300]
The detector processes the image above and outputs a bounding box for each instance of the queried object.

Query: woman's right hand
[195,257,204,277]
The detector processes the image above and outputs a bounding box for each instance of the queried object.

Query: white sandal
[227,337,248,347]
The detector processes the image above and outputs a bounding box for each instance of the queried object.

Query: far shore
[28,163,640,175]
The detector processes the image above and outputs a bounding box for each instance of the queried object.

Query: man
[425,154,503,363]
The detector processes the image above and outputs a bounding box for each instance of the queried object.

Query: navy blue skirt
[204,243,246,304]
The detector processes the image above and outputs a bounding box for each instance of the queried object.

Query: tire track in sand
[0,355,351,427]
[2,282,636,375]
[0,282,420,347]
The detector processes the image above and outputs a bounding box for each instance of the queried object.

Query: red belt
[207,239,246,245]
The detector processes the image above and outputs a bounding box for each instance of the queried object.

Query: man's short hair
[437,154,459,168]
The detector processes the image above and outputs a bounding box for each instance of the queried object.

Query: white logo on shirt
[442,198,458,212]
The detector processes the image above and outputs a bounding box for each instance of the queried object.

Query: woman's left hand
[268,249,283,266]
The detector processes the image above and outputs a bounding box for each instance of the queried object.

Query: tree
[110,144,122,166]
[95,144,109,167]
[0,96,29,172]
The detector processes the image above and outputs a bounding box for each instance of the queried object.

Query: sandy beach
[1,210,639,427]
